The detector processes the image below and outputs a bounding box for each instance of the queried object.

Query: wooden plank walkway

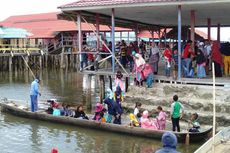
[81,69,230,87]
[195,128,230,153]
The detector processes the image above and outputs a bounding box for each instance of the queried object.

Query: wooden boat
[0,101,212,143]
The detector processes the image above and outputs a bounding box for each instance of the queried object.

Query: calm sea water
[0,70,200,153]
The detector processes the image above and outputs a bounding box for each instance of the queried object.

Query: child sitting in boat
[74,105,89,120]
[63,104,74,117]
[52,103,64,116]
[46,99,59,114]
[155,106,168,130]
[134,102,142,116]
[129,113,140,127]
[100,108,107,123]
[141,110,157,129]
[189,113,200,132]
[93,102,104,121]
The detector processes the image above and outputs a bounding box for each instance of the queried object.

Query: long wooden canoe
[0,101,212,143]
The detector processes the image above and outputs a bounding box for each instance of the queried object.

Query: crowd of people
[80,38,230,86]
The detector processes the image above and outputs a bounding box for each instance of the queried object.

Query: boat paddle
[185,119,190,145]
[185,123,190,145]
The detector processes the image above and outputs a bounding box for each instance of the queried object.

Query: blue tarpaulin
[0,26,32,38]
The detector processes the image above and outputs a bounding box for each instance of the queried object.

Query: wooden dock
[195,128,230,153]
[81,69,230,87]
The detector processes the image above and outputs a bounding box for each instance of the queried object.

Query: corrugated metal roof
[0,12,131,39]
[59,0,179,9]
[0,27,31,38]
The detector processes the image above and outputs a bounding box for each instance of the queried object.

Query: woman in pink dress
[141,110,157,129]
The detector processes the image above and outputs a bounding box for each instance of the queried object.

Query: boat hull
[0,102,212,143]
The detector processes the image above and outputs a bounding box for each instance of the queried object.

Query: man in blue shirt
[30,78,41,112]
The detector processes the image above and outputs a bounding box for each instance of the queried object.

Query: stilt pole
[111,8,115,73]
[177,5,182,80]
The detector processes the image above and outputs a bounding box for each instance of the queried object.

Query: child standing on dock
[171,95,184,132]
[114,70,125,101]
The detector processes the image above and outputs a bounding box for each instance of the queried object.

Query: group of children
[130,102,168,130]
[129,95,201,133]
[46,93,200,133]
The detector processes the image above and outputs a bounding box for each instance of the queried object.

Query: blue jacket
[104,98,122,115]
[155,132,180,153]
[30,79,39,95]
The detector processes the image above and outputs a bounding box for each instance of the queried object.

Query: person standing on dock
[30,77,41,112]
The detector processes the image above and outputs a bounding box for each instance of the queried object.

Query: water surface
[0,70,200,153]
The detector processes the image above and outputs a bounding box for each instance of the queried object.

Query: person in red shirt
[182,40,193,77]
[163,45,173,77]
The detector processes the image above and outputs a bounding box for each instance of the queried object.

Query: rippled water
[0,70,201,153]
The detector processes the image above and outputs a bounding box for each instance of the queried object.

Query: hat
[95,102,103,113]
[161,132,177,148]
[199,42,204,46]
[132,51,136,56]
[142,110,149,118]
[51,148,58,153]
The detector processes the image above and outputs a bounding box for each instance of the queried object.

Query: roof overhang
[59,0,230,28]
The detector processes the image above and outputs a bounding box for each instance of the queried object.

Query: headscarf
[134,53,146,67]
[161,132,177,149]
[211,41,223,66]
[196,49,206,65]
[105,88,114,99]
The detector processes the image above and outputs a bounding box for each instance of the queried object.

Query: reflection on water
[0,70,200,153]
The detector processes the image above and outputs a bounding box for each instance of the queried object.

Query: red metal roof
[59,0,178,9]
[0,12,131,38]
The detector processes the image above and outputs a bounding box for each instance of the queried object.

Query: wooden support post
[71,54,74,69]
[77,12,82,71]
[111,8,116,73]
[135,23,139,43]
[9,56,12,72]
[15,57,18,74]
[207,18,211,41]
[96,13,100,51]
[99,75,105,103]
[87,75,92,109]
[65,54,69,70]
[45,55,48,68]
[60,48,65,69]
[75,54,79,72]
[109,75,112,90]
[190,10,195,50]
[125,77,129,92]
[217,24,221,43]
[24,56,29,71]
[39,56,42,69]
[178,5,182,80]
